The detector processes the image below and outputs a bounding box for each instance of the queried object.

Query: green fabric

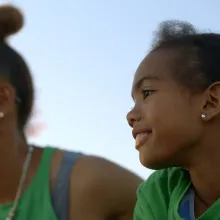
[0,147,58,219]
[134,167,220,220]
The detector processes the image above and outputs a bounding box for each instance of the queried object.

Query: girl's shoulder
[140,167,189,197]
[134,168,190,220]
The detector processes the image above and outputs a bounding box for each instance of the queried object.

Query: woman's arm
[69,155,143,220]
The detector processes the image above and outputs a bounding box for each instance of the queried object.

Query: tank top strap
[51,150,83,220]
[39,147,56,168]
[28,146,56,190]
[6,147,59,220]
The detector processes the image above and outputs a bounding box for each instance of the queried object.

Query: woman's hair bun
[0,4,24,41]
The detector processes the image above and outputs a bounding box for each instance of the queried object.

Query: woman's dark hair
[151,20,220,91]
[0,5,34,130]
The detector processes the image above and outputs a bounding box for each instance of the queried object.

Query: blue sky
[7,0,220,178]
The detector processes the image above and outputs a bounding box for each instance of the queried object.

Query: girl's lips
[135,132,152,149]
[132,128,152,139]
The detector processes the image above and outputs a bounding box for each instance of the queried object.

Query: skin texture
[127,48,220,217]
[0,78,142,219]
[68,156,141,220]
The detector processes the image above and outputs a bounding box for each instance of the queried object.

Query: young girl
[127,20,220,219]
[0,5,142,220]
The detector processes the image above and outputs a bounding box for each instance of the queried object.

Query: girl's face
[127,49,205,170]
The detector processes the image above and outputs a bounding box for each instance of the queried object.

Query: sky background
[4,0,220,178]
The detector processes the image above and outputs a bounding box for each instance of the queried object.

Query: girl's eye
[142,89,154,99]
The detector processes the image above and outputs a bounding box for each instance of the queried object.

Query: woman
[0,5,142,220]
[127,20,220,219]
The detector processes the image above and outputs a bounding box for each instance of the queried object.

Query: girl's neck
[188,144,220,207]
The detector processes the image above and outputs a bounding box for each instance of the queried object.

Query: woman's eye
[142,90,154,99]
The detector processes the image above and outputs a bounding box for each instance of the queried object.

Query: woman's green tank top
[0,147,58,219]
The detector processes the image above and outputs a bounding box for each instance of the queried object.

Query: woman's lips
[135,132,152,149]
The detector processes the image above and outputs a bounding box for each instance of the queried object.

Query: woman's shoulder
[47,148,142,219]
[68,155,142,219]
